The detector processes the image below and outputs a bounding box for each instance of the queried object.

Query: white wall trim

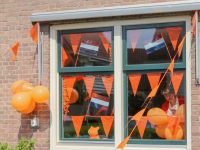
[50,15,191,150]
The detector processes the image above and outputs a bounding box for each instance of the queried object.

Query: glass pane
[127,72,185,140]
[62,31,112,67]
[126,26,183,65]
[62,74,114,139]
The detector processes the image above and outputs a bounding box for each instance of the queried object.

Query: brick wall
[0,0,197,150]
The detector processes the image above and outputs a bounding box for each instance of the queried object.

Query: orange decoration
[131,109,145,121]
[30,23,38,44]
[21,98,36,114]
[147,108,168,125]
[96,106,108,115]
[180,122,185,139]
[83,76,95,97]
[111,107,114,116]
[128,74,142,97]
[178,35,186,58]
[71,116,84,138]
[62,45,69,67]
[171,72,184,95]
[69,34,81,55]
[12,80,25,94]
[102,75,114,97]
[10,41,20,61]
[165,125,183,140]
[101,116,114,138]
[136,116,148,139]
[116,136,130,150]
[129,30,141,52]
[88,126,100,139]
[11,92,32,111]
[147,85,159,98]
[63,77,76,99]
[68,88,79,104]
[32,86,50,103]
[192,11,197,37]
[13,81,33,94]
[167,116,178,133]
[21,82,34,92]
[147,73,161,90]
[175,104,185,122]
[76,75,84,82]
[173,115,182,139]
[156,123,168,138]
[99,33,109,53]
[166,27,182,50]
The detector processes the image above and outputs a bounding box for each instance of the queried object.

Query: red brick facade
[0,0,199,150]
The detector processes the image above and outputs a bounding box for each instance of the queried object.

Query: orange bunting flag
[131,109,145,121]
[166,27,182,50]
[147,73,161,90]
[83,76,95,97]
[71,116,84,138]
[10,41,20,61]
[178,35,186,58]
[63,77,76,99]
[147,85,159,98]
[100,116,114,138]
[96,106,108,115]
[129,30,141,52]
[192,11,197,37]
[116,136,130,150]
[136,117,148,139]
[69,34,81,55]
[167,116,177,134]
[102,75,114,97]
[128,74,142,97]
[99,33,110,53]
[171,72,184,95]
[62,46,69,67]
[168,58,175,77]
[76,75,84,82]
[30,23,38,44]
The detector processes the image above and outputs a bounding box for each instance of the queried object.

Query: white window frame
[50,15,191,150]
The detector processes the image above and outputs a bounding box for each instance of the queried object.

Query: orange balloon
[69,88,79,104]
[175,104,185,122]
[11,80,33,94]
[180,122,185,139]
[21,99,36,114]
[156,123,168,138]
[164,125,183,140]
[11,92,32,110]
[147,108,168,125]
[32,86,49,103]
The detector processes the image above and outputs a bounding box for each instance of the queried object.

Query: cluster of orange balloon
[11,80,50,114]
[147,105,185,140]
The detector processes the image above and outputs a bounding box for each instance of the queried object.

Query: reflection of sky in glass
[102,32,111,44]
[127,28,156,49]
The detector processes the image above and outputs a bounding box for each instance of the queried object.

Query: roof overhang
[30,0,200,22]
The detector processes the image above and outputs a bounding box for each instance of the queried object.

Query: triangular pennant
[147,85,159,98]
[171,72,184,95]
[147,73,161,90]
[178,35,186,58]
[63,77,76,99]
[192,11,197,37]
[167,116,177,133]
[116,136,130,150]
[128,74,142,97]
[99,33,110,53]
[168,58,175,78]
[129,30,141,52]
[166,27,182,50]
[83,76,95,97]
[71,116,84,138]
[10,41,20,61]
[173,115,182,139]
[69,34,81,55]
[100,116,114,138]
[96,106,108,115]
[136,117,148,139]
[62,45,68,67]
[131,109,145,121]
[76,75,84,82]
[30,23,38,44]
[102,75,114,97]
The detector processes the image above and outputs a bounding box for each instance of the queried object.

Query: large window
[123,22,186,145]
[57,28,114,141]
